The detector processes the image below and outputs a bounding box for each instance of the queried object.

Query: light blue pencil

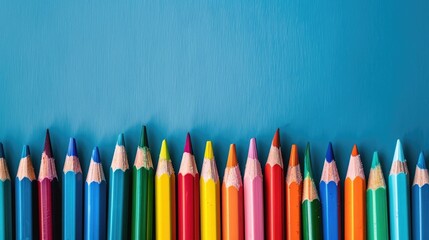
[16,145,36,239]
[84,147,107,240]
[108,134,130,240]
[63,138,83,240]
[388,139,411,240]
[0,143,12,240]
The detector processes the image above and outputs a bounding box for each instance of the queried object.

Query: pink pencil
[244,138,264,239]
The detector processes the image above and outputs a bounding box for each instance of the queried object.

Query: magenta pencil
[243,138,264,240]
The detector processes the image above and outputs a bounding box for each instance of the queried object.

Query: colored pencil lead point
[371,152,380,169]
[0,143,4,158]
[204,141,214,159]
[117,133,125,146]
[248,138,258,159]
[304,143,313,178]
[67,138,78,157]
[139,125,149,148]
[184,133,193,154]
[351,144,359,156]
[21,145,30,158]
[92,147,101,163]
[160,140,170,160]
[272,129,280,147]
[325,142,335,163]
[227,144,238,167]
[417,152,426,169]
[393,139,405,162]
[44,129,53,158]
[289,144,299,166]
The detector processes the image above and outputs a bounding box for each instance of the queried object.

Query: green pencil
[0,143,12,240]
[302,143,322,240]
[367,152,389,240]
[131,126,154,240]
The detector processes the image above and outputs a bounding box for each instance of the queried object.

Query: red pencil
[38,129,60,240]
[264,129,285,240]
[178,133,200,240]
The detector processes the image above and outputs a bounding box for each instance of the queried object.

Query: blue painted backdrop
[1,1,429,182]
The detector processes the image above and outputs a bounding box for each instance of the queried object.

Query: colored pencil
[84,147,107,240]
[320,142,341,240]
[155,139,176,240]
[222,144,244,240]
[243,138,264,240]
[131,126,154,240]
[38,129,60,240]
[367,151,388,240]
[388,139,411,240]
[0,143,12,240]
[412,152,429,240]
[345,144,366,240]
[178,133,200,240]
[200,141,221,240]
[62,138,83,240]
[286,144,302,240]
[108,133,130,240]
[264,129,285,240]
[16,145,36,240]
[302,143,322,240]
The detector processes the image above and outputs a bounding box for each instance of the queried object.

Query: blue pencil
[84,147,107,240]
[63,138,83,240]
[412,152,429,240]
[108,134,130,240]
[15,145,36,239]
[388,139,411,240]
[319,142,341,240]
[0,143,12,240]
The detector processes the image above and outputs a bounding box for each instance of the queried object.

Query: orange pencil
[345,145,366,240]
[286,144,302,239]
[222,144,244,240]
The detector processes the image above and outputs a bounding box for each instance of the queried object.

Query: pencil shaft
[155,174,176,240]
[345,177,366,240]
[16,178,36,239]
[178,173,200,240]
[108,170,130,239]
[320,181,341,240]
[84,182,107,240]
[131,167,154,240]
[367,188,389,240]
[222,185,244,240]
[38,178,60,240]
[0,180,12,240]
[412,185,429,240]
[302,199,323,240]
[244,175,264,240]
[264,164,284,240]
[63,172,83,240]
[200,179,221,240]
[388,173,411,239]
[286,181,302,239]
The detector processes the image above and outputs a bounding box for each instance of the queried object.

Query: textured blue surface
[1,1,429,181]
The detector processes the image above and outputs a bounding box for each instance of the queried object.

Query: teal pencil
[388,139,411,240]
[62,138,83,240]
[0,143,12,240]
[108,133,130,240]
[15,145,36,239]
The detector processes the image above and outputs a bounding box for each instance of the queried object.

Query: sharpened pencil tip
[22,145,30,158]
[139,125,149,148]
[0,143,4,158]
[393,139,405,162]
[44,129,53,158]
[248,138,258,159]
[67,138,78,157]
[351,144,359,156]
[326,142,335,163]
[289,144,299,166]
[272,129,280,148]
[371,151,380,169]
[418,152,426,169]
[304,143,313,178]
[204,141,214,159]
[160,139,170,160]
[92,147,101,163]
[117,133,125,146]
[227,144,238,167]
[184,133,193,154]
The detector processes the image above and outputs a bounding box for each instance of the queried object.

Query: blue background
[1,1,429,182]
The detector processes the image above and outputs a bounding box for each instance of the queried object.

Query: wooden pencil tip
[227,144,238,167]
[22,145,30,158]
[0,143,4,158]
[67,138,78,157]
[44,129,53,158]
[204,141,214,159]
[160,139,170,160]
[117,133,125,147]
[351,144,359,156]
[92,147,101,163]
[272,128,280,148]
[325,142,335,163]
[304,143,313,178]
[289,144,299,166]
[371,151,380,169]
[139,125,149,148]
[184,133,193,154]
[248,138,258,159]
[418,152,426,169]
[393,139,405,162]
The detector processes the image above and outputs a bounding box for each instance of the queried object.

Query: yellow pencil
[200,141,221,240]
[155,140,176,240]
